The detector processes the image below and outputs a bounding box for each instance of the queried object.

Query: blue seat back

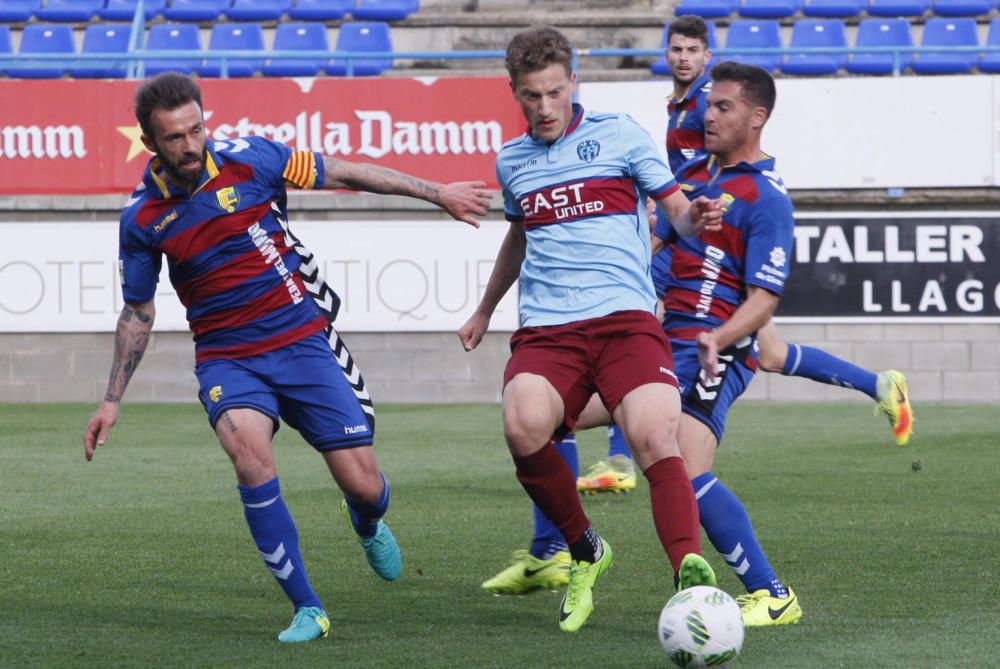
[36,0,102,22]
[99,0,168,20]
[724,19,782,70]
[163,0,230,21]
[264,21,329,76]
[847,17,913,73]
[199,22,266,78]
[912,17,978,72]
[0,0,42,22]
[145,23,202,75]
[288,0,355,20]
[352,0,419,20]
[329,21,393,75]
[16,24,75,78]
[228,0,294,21]
[77,24,131,78]
[783,18,848,73]
[675,0,739,19]
[0,25,10,75]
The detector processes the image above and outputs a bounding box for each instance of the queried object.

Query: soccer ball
[658,586,744,668]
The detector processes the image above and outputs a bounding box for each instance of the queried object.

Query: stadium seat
[14,24,74,79]
[163,0,229,21]
[262,22,329,76]
[144,23,202,75]
[738,0,803,18]
[847,18,914,74]
[352,0,419,21]
[198,22,266,78]
[0,0,42,22]
[930,0,993,15]
[327,21,393,76]
[288,0,354,20]
[674,0,736,17]
[227,0,293,21]
[34,0,102,22]
[911,17,979,73]
[0,25,10,76]
[979,17,1000,72]
[866,0,930,17]
[781,19,847,74]
[723,19,782,71]
[651,20,718,75]
[802,0,863,17]
[99,0,168,20]
[76,24,130,78]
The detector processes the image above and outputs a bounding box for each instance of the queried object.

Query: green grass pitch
[1,402,997,668]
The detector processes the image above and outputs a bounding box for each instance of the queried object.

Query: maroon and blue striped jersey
[666,73,712,175]
[118,136,328,363]
[654,153,795,339]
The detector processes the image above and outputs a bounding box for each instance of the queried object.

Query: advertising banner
[780,213,1000,322]
[0,77,524,194]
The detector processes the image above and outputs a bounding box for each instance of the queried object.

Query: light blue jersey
[497,104,679,327]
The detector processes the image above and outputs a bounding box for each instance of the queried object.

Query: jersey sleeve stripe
[649,180,680,200]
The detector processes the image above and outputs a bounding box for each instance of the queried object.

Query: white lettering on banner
[212,110,502,159]
[862,279,996,314]
[0,125,86,159]
[794,225,986,264]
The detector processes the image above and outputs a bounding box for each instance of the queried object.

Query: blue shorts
[671,335,758,444]
[195,330,374,451]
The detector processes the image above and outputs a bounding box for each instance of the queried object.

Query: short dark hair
[668,15,709,49]
[710,61,776,117]
[505,26,573,82]
[134,72,203,138]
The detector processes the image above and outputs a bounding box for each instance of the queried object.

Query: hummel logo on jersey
[153,210,177,233]
[576,139,601,163]
[659,367,678,381]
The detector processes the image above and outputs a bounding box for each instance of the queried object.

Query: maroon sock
[645,456,701,571]
[513,442,590,545]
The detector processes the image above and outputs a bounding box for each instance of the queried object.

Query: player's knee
[758,348,785,373]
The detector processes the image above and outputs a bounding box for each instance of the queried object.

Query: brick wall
[2,323,996,404]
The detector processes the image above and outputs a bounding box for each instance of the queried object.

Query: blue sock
[606,424,632,459]
[344,472,390,539]
[239,477,323,610]
[692,472,787,598]
[783,344,878,399]
[530,435,578,559]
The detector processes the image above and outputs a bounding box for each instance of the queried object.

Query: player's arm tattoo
[104,301,155,403]
[322,157,441,204]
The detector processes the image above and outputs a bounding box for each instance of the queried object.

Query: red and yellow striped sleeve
[282,150,319,190]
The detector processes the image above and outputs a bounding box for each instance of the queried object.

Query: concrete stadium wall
[1,322,997,404]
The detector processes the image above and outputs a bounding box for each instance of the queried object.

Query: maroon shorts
[503,310,679,435]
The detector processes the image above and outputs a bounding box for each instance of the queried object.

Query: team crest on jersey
[216,186,240,213]
[209,385,223,402]
[576,139,601,163]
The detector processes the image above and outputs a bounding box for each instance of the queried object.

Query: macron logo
[345,423,369,435]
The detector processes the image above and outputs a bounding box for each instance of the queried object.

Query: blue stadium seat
[781,19,847,74]
[0,26,11,76]
[35,0,102,22]
[163,0,229,21]
[14,24,74,79]
[227,0,293,20]
[724,19,782,71]
[911,17,979,73]
[263,22,329,76]
[931,0,993,15]
[738,0,802,18]
[75,24,130,79]
[979,17,1000,72]
[327,21,393,76]
[866,0,930,16]
[99,0,168,20]
[198,22,266,78]
[0,1,42,22]
[802,0,863,16]
[847,18,913,74]
[651,20,718,75]
[673,0,738,18]
[144,23,202,75]
[352,0,419,20]
[288,0,354,20]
